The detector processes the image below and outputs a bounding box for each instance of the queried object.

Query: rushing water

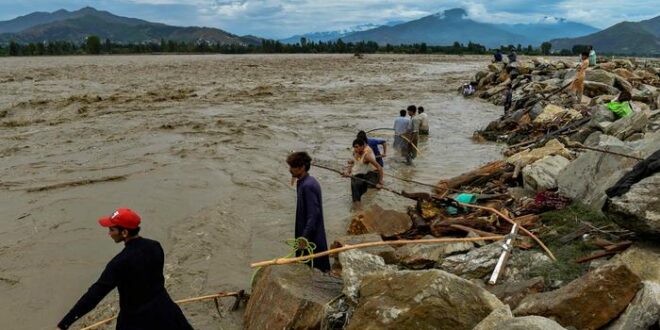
[0,54,502,329]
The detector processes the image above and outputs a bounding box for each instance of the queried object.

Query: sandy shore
[0,54,503,329]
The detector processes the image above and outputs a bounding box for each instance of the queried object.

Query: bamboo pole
[79,291,242,330]
[250,236,505,268]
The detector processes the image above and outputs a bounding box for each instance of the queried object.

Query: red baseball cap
[98,208,141,229]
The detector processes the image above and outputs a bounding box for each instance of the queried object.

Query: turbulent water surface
[0,54,503,329]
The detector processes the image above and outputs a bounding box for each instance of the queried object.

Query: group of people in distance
[345,105,429,210]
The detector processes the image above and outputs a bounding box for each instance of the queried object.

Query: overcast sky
[0,0,658,39]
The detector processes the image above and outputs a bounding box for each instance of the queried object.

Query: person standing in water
[344,139,383,210]
[357,130,387,167]
[286,151,331,272]
[393,109,410,156]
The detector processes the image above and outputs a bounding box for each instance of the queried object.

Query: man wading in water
[344,138,384,210]
[57,208,192,330]
[287,152,331,272]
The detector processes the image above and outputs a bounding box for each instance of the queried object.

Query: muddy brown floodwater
[0,54,502,329]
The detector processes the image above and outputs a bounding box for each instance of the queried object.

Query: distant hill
[499,17,599,45]
[329,9,599,48]
[341,9,525,48]
[279,21,403,44]
[0,7,260,45]
[550,15,660,55]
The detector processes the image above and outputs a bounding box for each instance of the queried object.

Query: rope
[79,291,244,330]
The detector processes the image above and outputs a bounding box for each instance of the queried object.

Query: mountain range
[0,7,259,45]
[279,21,404,44]
[551,15,660,55]
[285,9,599,48]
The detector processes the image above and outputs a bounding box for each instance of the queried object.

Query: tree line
[0,35,589,57]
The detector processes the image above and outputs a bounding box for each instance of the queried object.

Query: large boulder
[514,264,642,330]
[338,249,396,303]
[244,264,343,330]
[507,139,572,168]
[439,242,551,281]
[347,269,505,330]
[609,243,660,282]
[605,173,660,238]
[393,236,474,269]
[605,111,649,140]
[557,135,640,211]
[492,316,567,330]
[348,205,412,238]
[331,234,397,268]
[472,305,513,330]
[522,155,571,192]
[586,69,616,85]
[605,281,660,330]
[584,81,620,98]
[532,104,582,124]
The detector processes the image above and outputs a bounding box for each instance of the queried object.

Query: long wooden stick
[458,202,556,261]
[79,291,242,330]
[250,236,504,268]
[567,144,644,161]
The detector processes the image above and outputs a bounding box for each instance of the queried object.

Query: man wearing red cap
[57,208,193,330]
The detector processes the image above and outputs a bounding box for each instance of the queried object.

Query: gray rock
[331,234,397,267]
[605,281,660,330]
[514,264,641,330]
[244,264,343,330]
[487,277,545,309]
[609,243,660,282]
[493,316,567,330]
[605,173,660,239]
[557,135,639,211]
[614,75,632,93]
[528,102,545,120]
[605,111,649,140]
[439,242,502,279]
[472,305,513,330]
[347,269,505,330]
[586,69,616,85]
[394,236,474,269]
[584,81,620,98]
[522,155,571,192]
[338,249,396,303]
[589,105,617,125]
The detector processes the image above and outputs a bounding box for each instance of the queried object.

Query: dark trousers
[351,171,378,202]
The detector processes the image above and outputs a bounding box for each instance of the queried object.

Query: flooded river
[0,54,502,329]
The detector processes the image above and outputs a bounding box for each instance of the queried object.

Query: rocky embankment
[243,57,660,330]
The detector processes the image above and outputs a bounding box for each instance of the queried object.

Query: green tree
[9,40,19,56]
[86,35,101,55]
[541,42,552,55]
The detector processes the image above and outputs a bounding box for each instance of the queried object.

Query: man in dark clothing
[494,49,503,62]
[508,50,517,63]
[287,152,331,272]
[57,208,192,330]
[503,83,513,114]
